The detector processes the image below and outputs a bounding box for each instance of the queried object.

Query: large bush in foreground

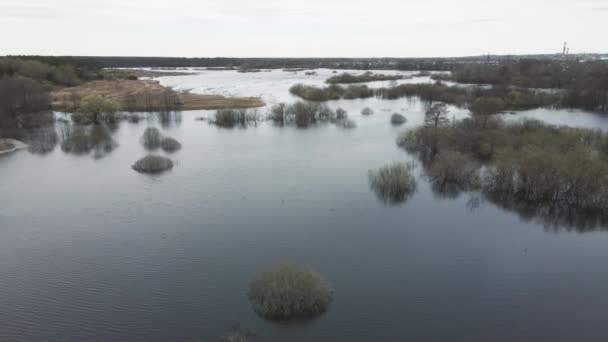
[248,263,333,321]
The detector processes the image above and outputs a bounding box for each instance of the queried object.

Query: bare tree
[424,102,449,128]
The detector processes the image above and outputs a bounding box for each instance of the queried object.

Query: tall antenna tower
[563,42,568,56]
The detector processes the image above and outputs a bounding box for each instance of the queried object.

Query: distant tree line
[0,57,101,87]
[435,59,608,112]
[4,56,460,71]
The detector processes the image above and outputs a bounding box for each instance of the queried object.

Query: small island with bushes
[248,263,333,321]
[132,155,174,174]
[326,71,404,84]
[369,162,417,205]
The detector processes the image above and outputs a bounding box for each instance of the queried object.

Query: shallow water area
[3,70,608,341]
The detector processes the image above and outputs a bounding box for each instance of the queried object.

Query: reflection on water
[61,124,117,159]
[23,126,58,155]
[5,72,608,341]
[418,159,608,233]
[483,194,608,233]
[156,110,182,128]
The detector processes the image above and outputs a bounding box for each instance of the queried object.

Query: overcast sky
[1,0,607,57]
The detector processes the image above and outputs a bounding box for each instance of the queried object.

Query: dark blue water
[2,97,608,341]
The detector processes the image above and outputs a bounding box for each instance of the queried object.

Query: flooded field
[2,70,608,341]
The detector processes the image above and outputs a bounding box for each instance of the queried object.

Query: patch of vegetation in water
[290,80,565,114]
[160,137,182,153]
[431,60,608,112]
[27,126,58,155]
[336,118,357,129]
[289,83,374,101]
[220,322,256,342]
[141,127,162,150]
[361,107,374,116]
[368,162,417,206]
[248,263,333,321]
[132,155,174,174]
[326,71,404,84]
[212,109,261,128]
[399,116,608,230]
[376,82,559,112]
[61,125,117,158]
[390,113,407,125]
[266,101,357,129]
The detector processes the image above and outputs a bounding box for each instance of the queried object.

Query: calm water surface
[2,70,608,341]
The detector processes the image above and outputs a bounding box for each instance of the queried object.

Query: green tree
[78,95,119,124]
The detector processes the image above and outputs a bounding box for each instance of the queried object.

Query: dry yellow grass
[52,79,265,112]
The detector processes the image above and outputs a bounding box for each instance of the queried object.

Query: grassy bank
[52,79,265,112]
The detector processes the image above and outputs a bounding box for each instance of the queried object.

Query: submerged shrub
[336,107,348,119]
[285,101,325,127]
[361,107,374,116]
[132,155,174,173]
[160,137,182,153]
[390,113,407,125]
[220,322,256,342]
[71,112,95,125]
[289,83,373,101]
[336,118,357,129]
[428,151,480,196]
[268,103,287,124]
[343,85,374,99]
[368,162,417,205]
[269,101,345,127]
[399,119,608,230]
[61,125,116,157]
[326,72,403,84]
[141,127,162,150]
[127,114,141,123]
[213,109,259,128]
[318,104,336,121]
[248,263,333,321]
